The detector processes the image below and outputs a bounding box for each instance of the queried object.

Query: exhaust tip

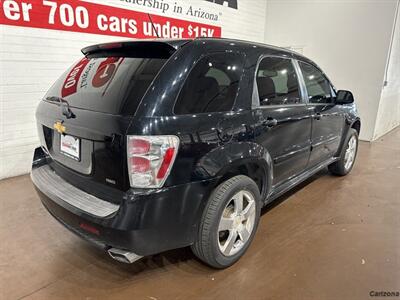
[107,248,142,264]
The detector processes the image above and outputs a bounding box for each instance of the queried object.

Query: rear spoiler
[81,40,192,58]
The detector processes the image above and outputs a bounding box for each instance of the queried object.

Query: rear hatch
[36,41,182,198]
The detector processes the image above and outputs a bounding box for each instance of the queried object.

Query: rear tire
[191,175,261,269]
[328,128,358,176]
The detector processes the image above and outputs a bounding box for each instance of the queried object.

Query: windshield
[44,56,168,115]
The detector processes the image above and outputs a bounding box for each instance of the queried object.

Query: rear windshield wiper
[45,96,75,119]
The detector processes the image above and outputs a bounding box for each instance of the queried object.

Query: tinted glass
[174,53,244,114]
[44,56,168,115]
[299,62,333,104]
[256,57,301,106]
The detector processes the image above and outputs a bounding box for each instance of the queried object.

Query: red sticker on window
[92,57,121,88]
[61,57,89,97]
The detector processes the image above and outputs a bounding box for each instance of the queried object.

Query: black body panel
[308,104,345,167]
[253,106,312,185]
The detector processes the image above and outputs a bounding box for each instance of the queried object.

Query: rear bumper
[31,147,219,256]
[31,165,119,218]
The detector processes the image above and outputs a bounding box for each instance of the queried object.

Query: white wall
[264,0,398,141]
[0,0,267,179]
[3,0,397,180]
[374,2,400,139]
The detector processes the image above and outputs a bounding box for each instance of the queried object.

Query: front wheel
[191,175,261,269]
[329,128,359,176]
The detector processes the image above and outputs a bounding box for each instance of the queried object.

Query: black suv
[31,38,360,268]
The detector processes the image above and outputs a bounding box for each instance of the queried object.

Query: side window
[174,53,244,115]
[256,57,301,106]
[299,62,333,104]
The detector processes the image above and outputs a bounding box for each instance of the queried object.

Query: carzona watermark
[370,291,400,297]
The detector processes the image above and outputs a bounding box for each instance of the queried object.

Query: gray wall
[374,2,400,139]
[264,0,399,141]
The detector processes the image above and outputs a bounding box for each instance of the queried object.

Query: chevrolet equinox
[31,38,360,268]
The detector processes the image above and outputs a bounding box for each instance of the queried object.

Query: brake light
[98,42,123,50]
[130,157,150,173]
[127,136,179,188]
[129,138,150,155]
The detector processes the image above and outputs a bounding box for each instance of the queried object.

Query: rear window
[44,56,168,115]
[174,53,244,115]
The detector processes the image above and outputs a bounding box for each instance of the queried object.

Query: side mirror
[336,90,354,104]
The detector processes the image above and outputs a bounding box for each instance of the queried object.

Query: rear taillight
[127,136,179,188]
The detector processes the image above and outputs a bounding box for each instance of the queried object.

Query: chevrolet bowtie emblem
[54,121,66,134]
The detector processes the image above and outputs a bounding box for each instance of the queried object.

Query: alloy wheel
[217,190,256,256]
[344,135,357,170]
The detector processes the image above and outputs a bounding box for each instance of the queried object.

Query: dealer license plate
[60,134,80,161]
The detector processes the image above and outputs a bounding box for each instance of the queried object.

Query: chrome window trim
[254,103,308,110]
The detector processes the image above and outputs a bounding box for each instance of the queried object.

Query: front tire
[328,128,359,176]
[191,175,261,269]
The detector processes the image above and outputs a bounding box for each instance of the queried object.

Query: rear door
[36,43,173,193]
[297,61,345,167]
[253,56,312,185]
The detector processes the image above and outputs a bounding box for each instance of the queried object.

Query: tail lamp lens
[127,136,179,188]
[129,138,150,155]
[130,157,150,173]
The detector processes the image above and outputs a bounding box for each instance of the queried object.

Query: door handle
[262,118,278,128]
[313,113,321,120]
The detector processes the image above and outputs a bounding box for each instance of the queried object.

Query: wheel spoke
[350,137,356,151]
[238,227,250,242]
[345,161,350,169]
[351,137,356,148]
[222,231,238,255]
[345,150,350,161]
[233,191,244,214]
[241,200,255,220]
[219,216,234,232]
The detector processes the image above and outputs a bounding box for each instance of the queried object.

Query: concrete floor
[0,128,399,300]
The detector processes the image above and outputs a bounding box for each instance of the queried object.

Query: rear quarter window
[174,53,244,115]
